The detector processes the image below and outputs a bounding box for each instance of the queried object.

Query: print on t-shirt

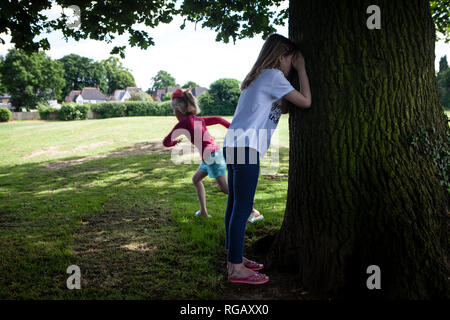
[268,99,282,125]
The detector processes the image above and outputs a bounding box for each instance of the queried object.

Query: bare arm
[284,52,312,108]
[162,121,183,147]
[203,116,230,128]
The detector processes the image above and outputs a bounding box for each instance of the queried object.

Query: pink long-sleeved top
[162,115,230,160]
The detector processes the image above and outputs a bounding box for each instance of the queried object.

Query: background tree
[57,54,108,100]
[439,55,449,73]
[0,49,65,108]
[149,70,178,94]
[1,0,449,299]
[129,91,153,102]
[0,55,6,94]
[430,0,450,43]
[101,57,136,95]
[182,81,200,89]
[437,56,450,109]
[198,78,240,115]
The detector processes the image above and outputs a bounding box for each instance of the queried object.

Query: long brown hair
[171,91,200,115]
[241,34,298,90]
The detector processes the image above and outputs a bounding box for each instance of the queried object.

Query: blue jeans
[223,147,260,264]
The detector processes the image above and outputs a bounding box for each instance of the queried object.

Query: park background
[0,1,449,300]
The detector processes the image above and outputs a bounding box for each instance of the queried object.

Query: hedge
[58,103,89,120]
[37,101,174,121]
[91,101,173,118]
[37,104,59,120]
[38,103,89,121]
[90,102,127,119]
[0,107,12,122]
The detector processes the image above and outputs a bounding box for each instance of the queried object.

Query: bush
[89,101,173,118]
[156,101,173,116]
[126,101,158,116]
[59,103,89,120]
[198,78,239,115]
[162,92,172,101]
[0,107,12,122]
[90,102,127,118]
[37,103,59,120]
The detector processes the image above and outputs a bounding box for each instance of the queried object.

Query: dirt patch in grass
[43,141,171,170]
[23,141,114,160]
[23,146,67,159]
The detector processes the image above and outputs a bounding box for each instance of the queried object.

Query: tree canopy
[430,0,450,42]
[101,57,136,95]
[198,78,240,115]
[0,49,65,108]
[57,54,108,100]
[0,1,448,59]
[149,70,178,93]
[182,81,200,89]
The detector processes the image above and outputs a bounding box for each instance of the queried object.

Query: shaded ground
[0,116,301,299]
[72,198,310,299]
[62,142,307,299]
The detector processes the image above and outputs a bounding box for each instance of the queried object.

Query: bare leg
[215,175,229,194]
[192,169,210,217]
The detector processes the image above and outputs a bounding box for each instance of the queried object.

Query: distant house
[153,86,178,102]
[108,87,145,102]
[65,90,81,103]
[47,99,62,109]
[152,86,207,102]
[109,89,131,102]
[191,87,208,97]
[0,93,12,110]
[125,86,143,96]
[65,87,107,104]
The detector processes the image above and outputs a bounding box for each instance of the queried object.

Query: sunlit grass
[0,115,290,299]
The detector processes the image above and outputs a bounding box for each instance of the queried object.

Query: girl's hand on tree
[292,51,306,71]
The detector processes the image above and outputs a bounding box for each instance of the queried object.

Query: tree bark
[267,0,450,299]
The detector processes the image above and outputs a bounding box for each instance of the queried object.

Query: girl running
[162,88,262,221]
[223,34,312,285]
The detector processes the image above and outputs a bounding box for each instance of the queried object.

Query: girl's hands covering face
[292,51,305,71]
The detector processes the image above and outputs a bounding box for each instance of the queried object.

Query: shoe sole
[228,277,269,285]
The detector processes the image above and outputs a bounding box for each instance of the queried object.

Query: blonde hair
[170,91,201,115]
[241,34,298,90]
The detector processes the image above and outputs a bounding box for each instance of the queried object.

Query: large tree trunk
[267,0,449,299]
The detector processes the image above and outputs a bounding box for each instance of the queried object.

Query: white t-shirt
[223,68,295,157]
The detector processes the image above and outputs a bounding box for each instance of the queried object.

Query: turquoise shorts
[198,149,227,178]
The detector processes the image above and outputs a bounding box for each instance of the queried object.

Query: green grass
[0,116,290,299]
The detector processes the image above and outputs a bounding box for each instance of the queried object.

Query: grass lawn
[0,116,290,299]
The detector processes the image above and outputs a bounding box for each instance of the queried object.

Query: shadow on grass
[0,141,294,299]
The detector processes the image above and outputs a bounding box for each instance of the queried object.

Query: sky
[0,3,449,92]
